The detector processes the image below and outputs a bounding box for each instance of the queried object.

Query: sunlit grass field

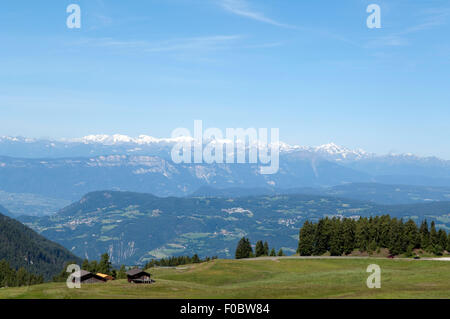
[1,258,449,299]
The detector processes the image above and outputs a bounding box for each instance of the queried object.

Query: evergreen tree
[277,249,285,256]
[404,219,420,249]
[378,215,392,248]
[405,244,414,257]
[297,221,315,256]
[329,218,343,256]
[117,265,127,279]
[263,242,269,256]
[270,248,276,256]
[368,240,377,254]
[255,240,265,257]
[98,253,112,275]
[89,260,98,273]
[420,220,430,249]
[433,244,444,256]
[81,259,90,271]
[356,218,370,252]
[192,254,200,263]
[235,237,253,259]
[388,218,406,256]
[313,218,331,255]
[438,229,447,251]
[448,233,450,252]
[430,221,439,248]
[342,218,356,255]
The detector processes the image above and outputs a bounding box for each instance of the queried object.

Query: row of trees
[297,215,450,257]
[145,255,218,269]
[81,253,114,275]
[53,253,129,281]
[235,238,285,259]
[0,260,44,288]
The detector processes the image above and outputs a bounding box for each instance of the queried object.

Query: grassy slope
[1,258,449,299]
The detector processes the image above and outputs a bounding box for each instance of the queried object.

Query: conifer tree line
[145,254,218,269]
[0,260,44,288]
[80,253,115,276]
[297,215,450,257]
[235,237,285,259]
[53,253,128,281]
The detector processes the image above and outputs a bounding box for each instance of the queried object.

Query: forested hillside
[0,212,81,280]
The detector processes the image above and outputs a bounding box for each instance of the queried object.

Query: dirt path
[422,257,450,261]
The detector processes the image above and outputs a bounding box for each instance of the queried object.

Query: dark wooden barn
[74,270,108,284]
[126,269,154,284]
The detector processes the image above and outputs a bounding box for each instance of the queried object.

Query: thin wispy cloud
[219,0,296,29]
[144,35,243,53]
[218,0,362,47]
[71,35,246,54]
[396,7,450,36]
[365,35,409,48]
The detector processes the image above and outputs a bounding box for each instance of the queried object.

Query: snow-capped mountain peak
[70,134,199,145]
[313,142,369,160]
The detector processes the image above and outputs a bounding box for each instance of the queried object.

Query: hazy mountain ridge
[0,154,371,202]
[0,204,12,217]
[192,183,450,205]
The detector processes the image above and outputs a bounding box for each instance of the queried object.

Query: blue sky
[0,0,449,158]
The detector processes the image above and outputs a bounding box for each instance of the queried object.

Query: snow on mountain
[69,135,369,160]
[0,136,36,143]
[70,134,195,145]
[70,135,357,154]
[1,134,446,164]
[312,142,370,161]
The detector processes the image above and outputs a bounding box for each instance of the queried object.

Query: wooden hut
[74,270,107,284]
[126,269,154,284]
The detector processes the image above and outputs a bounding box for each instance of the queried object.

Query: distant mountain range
[0,211,81,280]
[0,134,446,163]
[19,190,450,265]
[1,135,450,216]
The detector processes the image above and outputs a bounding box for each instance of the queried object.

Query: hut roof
[79,270,92,277]
[126,268,149,276]
[96,273,114,280]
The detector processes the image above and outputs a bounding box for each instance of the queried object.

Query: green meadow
[1,258,449,299]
